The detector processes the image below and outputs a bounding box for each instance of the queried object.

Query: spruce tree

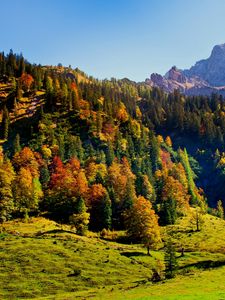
[164,239,178,278]
[106,142,115,166]
[217,200,224,219]
[70,197,90,235]
[13,134,21,155]
[2,106,9,140]
[102,192,112,229]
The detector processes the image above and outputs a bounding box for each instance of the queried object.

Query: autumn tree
[190,207,205,232]
[13,147,40,178]
[20,73,34,92]
[0,157,15,222]
[165,136,172,147]
[13,167,42,215]
[116,102,129,123]
[125,196,161,255]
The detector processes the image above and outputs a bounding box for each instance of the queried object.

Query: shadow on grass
[180,259,225,270]
[120,251,146,257]
[36,229,76,236]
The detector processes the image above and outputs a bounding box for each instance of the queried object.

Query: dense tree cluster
[0,51,223,246]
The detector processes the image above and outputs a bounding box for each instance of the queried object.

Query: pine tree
[160,197,177,225]
[217,200,224,219]
[179,148,197,204]
[164,239,178,278]
[2,106,9,140]
[102,192,112,229]
[149,134,161,172]
[40,164,50,188]
[70,197,90,235]
[67,135,78,159]
[123,178,136,210]
[106,142,115,166]
[13,134,21,155]
[58,135,65,161]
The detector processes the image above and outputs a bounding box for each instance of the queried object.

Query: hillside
[0,50,225,299]
[1,214,225,299]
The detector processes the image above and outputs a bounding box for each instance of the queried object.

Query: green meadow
[1,213,225,300]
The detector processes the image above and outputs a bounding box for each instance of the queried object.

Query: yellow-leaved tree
[125,196,161,255]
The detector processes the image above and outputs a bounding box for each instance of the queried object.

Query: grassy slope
[0,214,225,300]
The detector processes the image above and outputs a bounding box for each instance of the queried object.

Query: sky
[1,0,225,81]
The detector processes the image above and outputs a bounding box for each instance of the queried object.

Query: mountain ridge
[146,43,225,96]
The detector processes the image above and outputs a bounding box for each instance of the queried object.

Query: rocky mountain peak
[146,43,225,96]
[165,66,186,83]
[211,43,225,58]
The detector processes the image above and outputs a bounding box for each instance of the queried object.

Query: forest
[0,50,224,243]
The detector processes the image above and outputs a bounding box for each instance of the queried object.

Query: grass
[0,214,225,299]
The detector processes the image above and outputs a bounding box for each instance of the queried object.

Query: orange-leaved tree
[125,196,161,255]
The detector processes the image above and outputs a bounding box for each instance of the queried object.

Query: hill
[0,49,225,299]
[0,214,225,299]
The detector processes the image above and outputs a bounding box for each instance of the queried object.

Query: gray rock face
[146,43,225,96]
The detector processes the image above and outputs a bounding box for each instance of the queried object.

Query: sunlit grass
[0,214,225,299]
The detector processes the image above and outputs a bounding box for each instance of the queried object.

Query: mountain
[146,43,225,96]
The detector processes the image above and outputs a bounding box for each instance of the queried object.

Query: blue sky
[1,0,225,81]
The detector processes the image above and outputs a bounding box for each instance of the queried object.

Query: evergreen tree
[69,197,90,235]
[106,142,115,166]
[149,134,161,172]
[2,106,9,140]
[178,149,197,204]
[101,192,112,229]
[217,200,224,219]
[67,135,78,159]
[58,135,65,161]
[40,164,50,188]
[164,239,178,278]
[13,134,21,155]
[160,197,177,225]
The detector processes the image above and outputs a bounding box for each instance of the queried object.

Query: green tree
[40,164,50,188]
[216,200,224,219]
[101,192,112,229]
[69,197,90,235]
[164,239,178,278]
[58,135,65,161]
[13,134,21,155]
[106,142,115,166]
[190,207,205,231]
[160,197,177,225]
[179,149,197,204]
[2,106,9,140]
